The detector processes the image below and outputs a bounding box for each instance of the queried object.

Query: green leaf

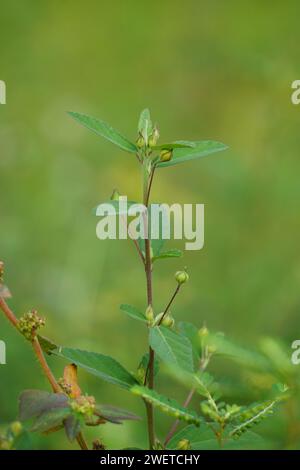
[149,326,194,373]
[68,112,137,153]
[19,390,68,421]
[207,333,271,371]
[13,430,33,450]
[54,347,138,390]
[153,249,182,262]
[194,371,217,399]
[229,400,278,438]
[138,108,152,143]
[96,405,140,424]
[30,408,70,433]
[157,141,228,168]
[167,425,267,450]
[152,140,196,150]
[120,304,146,323]
[131,385,201,426]
[167,424,218,450]
[64,415,81,441]
[37,335,58,355]
[138,352,160,378]
[178,321,200,361]
[223,431,267,450]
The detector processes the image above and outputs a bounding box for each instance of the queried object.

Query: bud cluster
[58,378,73,396]
[17,310,45,340]
[0,421,23,450]
[154,311,175,328]
[70,395,96,417]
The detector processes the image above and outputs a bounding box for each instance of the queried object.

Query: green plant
[0,109,288,450]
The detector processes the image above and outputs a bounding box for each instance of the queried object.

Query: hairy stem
[0,296,18,327]
[32,336,61,393]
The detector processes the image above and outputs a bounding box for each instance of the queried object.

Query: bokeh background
[1,0,300,449]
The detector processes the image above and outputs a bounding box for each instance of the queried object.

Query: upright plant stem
[142,158,155,449]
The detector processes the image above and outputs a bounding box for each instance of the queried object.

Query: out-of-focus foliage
[1,0,300,449]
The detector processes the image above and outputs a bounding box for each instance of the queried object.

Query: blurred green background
[1,0,300,450]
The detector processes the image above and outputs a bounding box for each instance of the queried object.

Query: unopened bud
[175,270,189,285]
[10,421,22,436]
[207,344,217,354]
[110,189,120,201]
[145,305,154,323]
[162,314,175,328]
[136,366,146,384]
[198,325,209,338]
[136,135,145,148]
[160,149,173,162]
[148,127,159,147]
[177,438,191,450]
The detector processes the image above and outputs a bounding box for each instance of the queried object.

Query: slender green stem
[157,284,181,326]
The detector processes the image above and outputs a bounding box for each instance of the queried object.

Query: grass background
[0,0,300,449]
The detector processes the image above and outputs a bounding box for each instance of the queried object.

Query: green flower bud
[70,395,96,417]
[10,421,22,436]
[0,439,11,450]
[148,127,159,147]
[198,325,209,338]
[136,135,145,148]
[162,314,175,328]
[18,310,45,340]
[175,270,189,285]
[160,148,173,162]
[177,439,191,450]
[110,189,120,201]
[207,344,217,354]
[145,305,154,323]
[136,366,146,384]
